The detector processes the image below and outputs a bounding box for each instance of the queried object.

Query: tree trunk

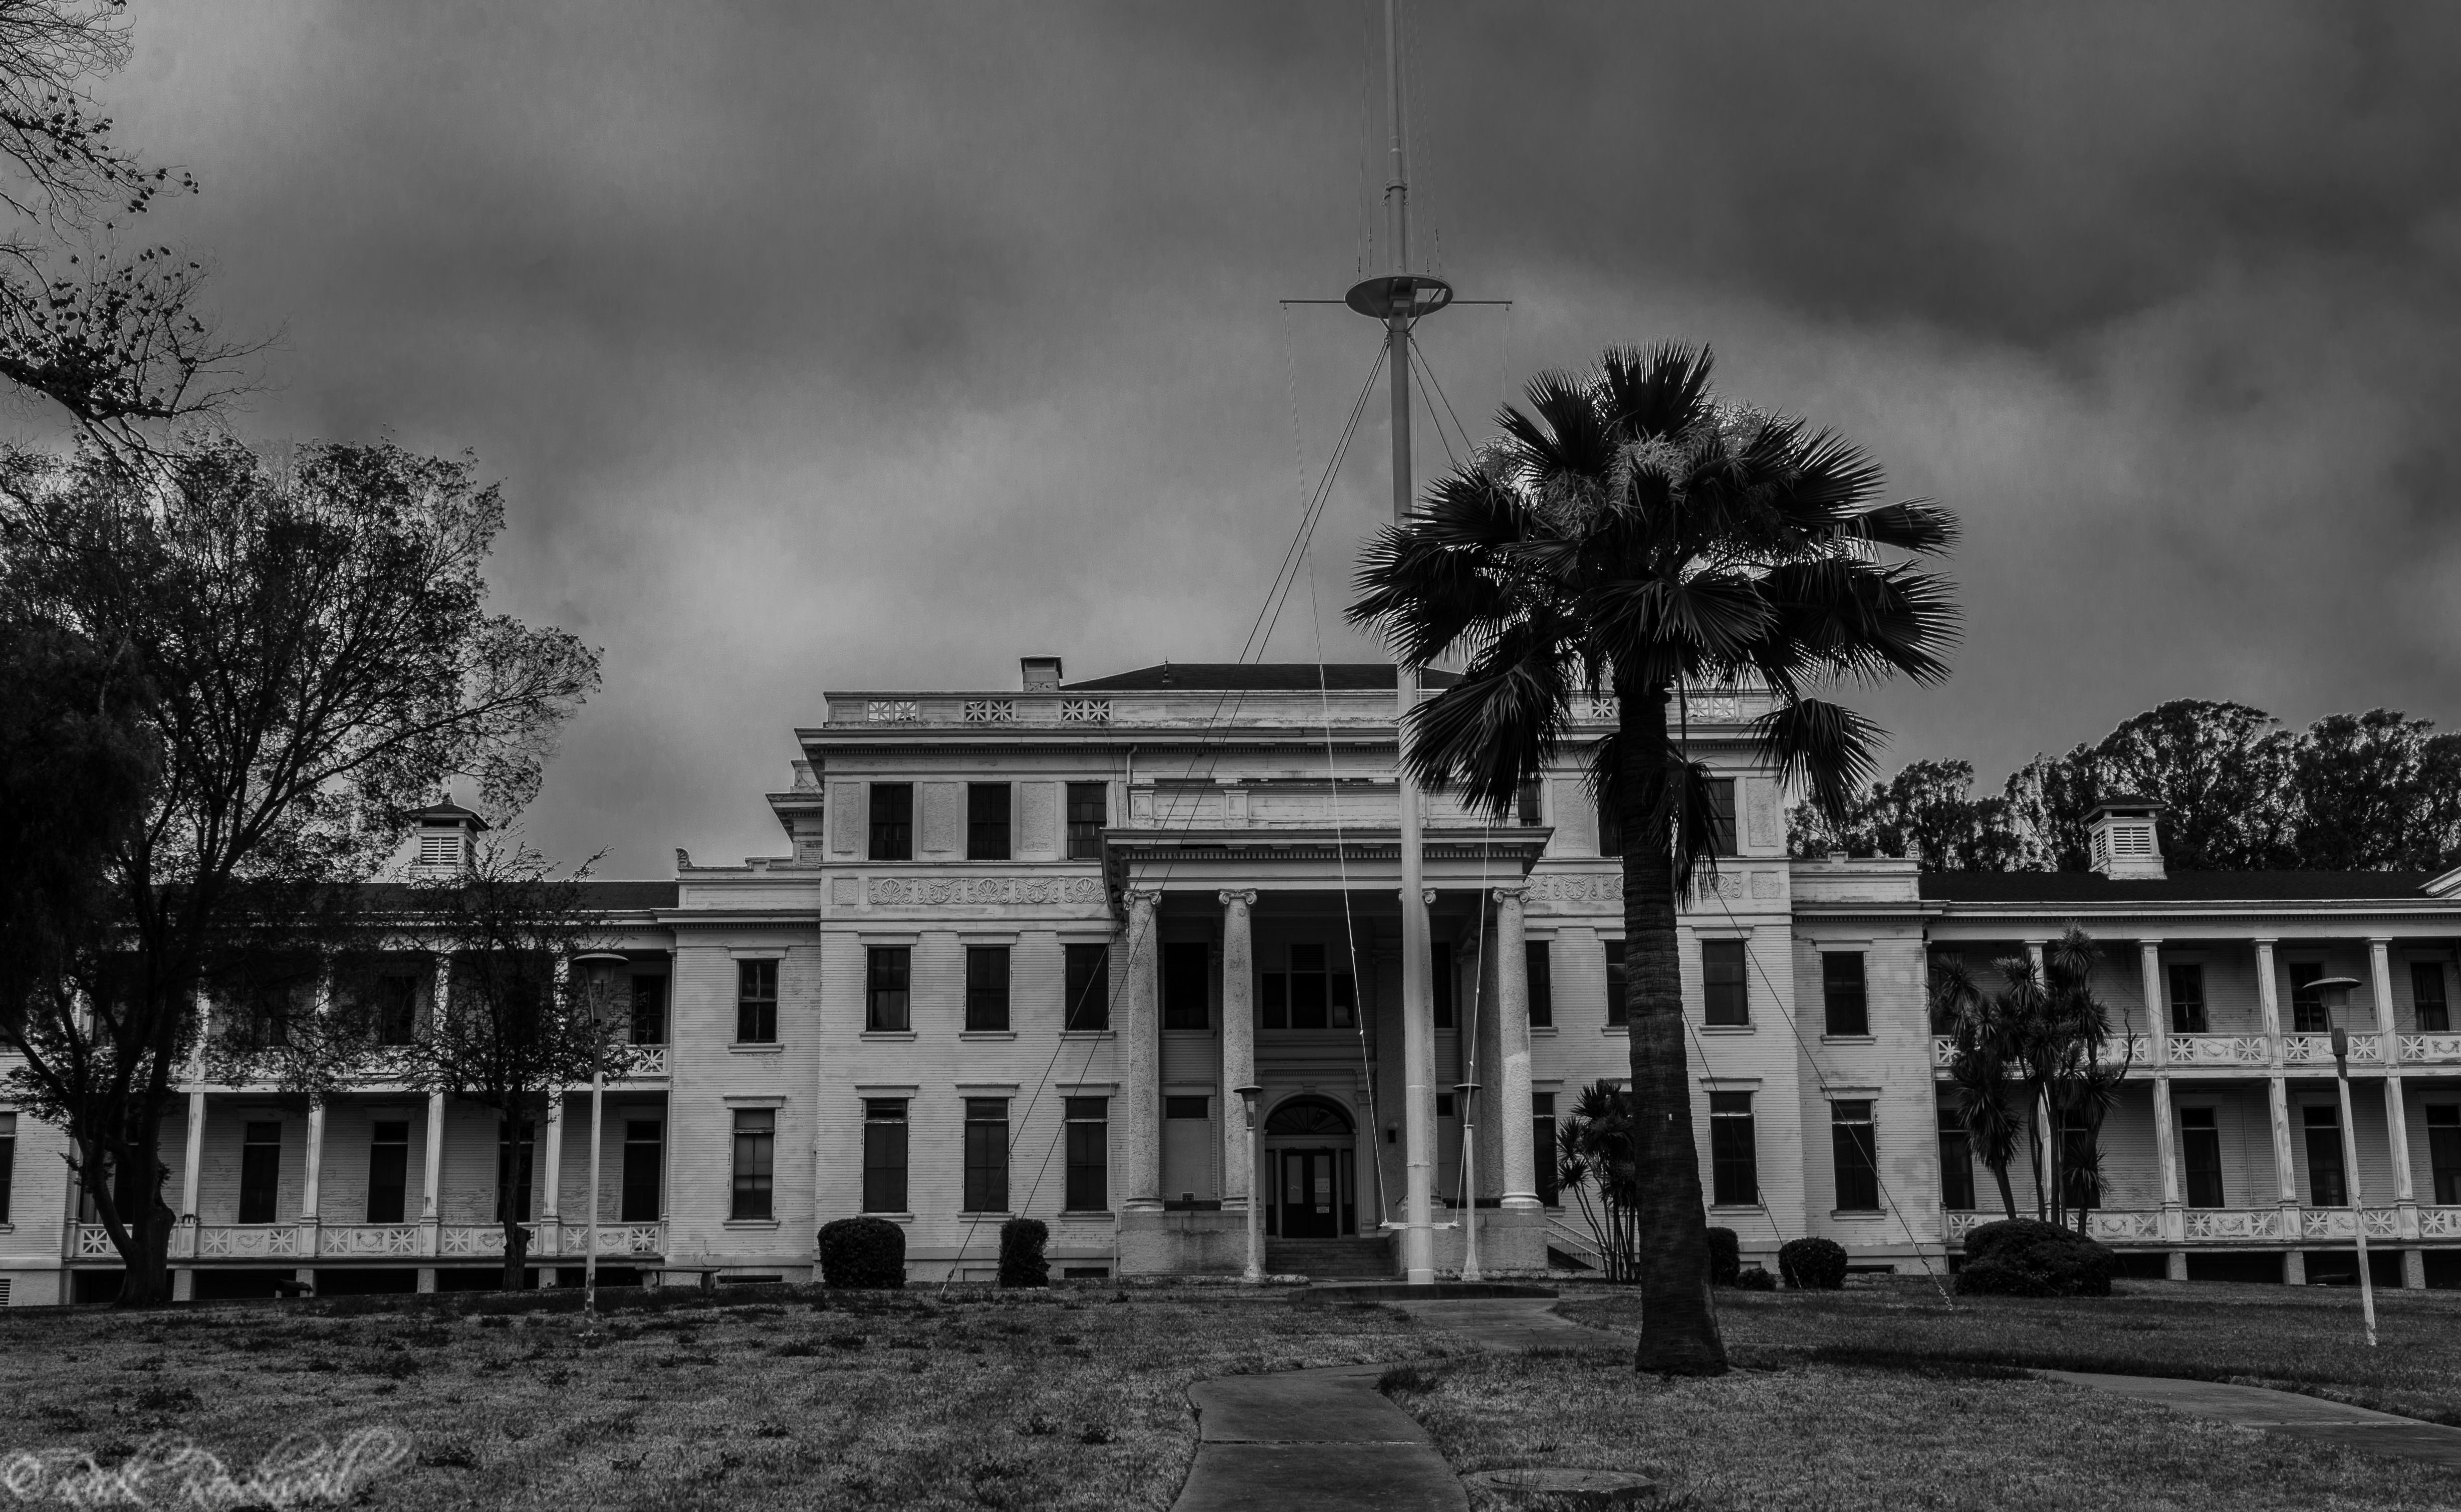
[1619,681,1728,1376]
[95,1135,176,1307]
[1994,1161,2018,1222]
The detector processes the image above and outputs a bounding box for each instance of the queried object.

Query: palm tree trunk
[1620,680,1727,1375]
[1993,1161,2017,1221]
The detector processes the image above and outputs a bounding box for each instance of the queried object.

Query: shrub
[819,1217,907,1289]
[1954,1217,2118,1297]
[1705,1227,1741,1286]
[1000,1219,1050,1289]
[1778,1236,1848,1290]
[1734,1265,1776,1291]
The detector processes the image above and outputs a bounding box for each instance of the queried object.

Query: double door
[1274,1147,1352,1238]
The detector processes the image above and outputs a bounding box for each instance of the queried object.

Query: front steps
[1266,1236,1393,1280]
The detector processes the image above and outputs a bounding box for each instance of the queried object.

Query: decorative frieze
[963,699,1017,723]
[2168,1035,2273,1066]
[2283,1033,2384,1065]
[865,876,1108,907]
[1059,698,1111,723]
[865,700,920,723]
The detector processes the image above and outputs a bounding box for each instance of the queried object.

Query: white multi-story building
[7,656,2461,1302]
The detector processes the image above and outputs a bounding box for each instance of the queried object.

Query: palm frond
[1752,697,1883,825]
[1402,623,1576,817]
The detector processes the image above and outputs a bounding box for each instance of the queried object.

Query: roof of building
[408,799,489,830]
[1061,663,1462,692]
[357,880,680,911]
[1918,871,2436,903]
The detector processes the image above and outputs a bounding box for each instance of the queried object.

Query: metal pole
[1243,1101,1263,1284]
[586,1067,603,1316]
[1458,1087,1482,1283]
[2333,1030,2377,1346]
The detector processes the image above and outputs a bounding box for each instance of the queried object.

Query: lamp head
[1232,1084,1263,1127]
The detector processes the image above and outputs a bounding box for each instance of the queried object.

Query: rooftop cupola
[1021,655,1063,690]
[407,798,488,879]
[2087,797,2165,880]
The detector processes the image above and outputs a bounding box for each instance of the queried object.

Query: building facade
[7,656,2461,1302]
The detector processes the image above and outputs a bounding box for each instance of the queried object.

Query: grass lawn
[1558,1277,2461,1425]
[0,1282,1425,1511]
[1383,1340,2461,1512]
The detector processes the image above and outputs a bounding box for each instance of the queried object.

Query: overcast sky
[72,1,2461,874]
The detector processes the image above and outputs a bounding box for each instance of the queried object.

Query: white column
[2266,1073,2299,1206]
[420,953,449,1262]
[1120,888,1163,1213]
[2255,938,2283,1045]
[540,1089,566,1283]
[1217,890,1257,1214]
[2371,938,2416,1208]
[300,1099,326,1225]
[1494,887,1538,1210]
[2139,941,2169,1058]
[178,1092,206,1227]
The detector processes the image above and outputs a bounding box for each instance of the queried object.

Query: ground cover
[1384,1340,2461,1511]
[0,1282,1427,1511]
[1558,1277,2461,1425]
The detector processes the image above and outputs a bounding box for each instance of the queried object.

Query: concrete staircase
[1267,1236,1394,1280]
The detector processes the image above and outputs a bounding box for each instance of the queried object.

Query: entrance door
[1280,1148,1341,1238]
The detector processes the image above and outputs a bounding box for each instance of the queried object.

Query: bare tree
[0,437,599,1305]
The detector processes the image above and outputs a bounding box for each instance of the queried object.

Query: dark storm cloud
[80,1,2461,869]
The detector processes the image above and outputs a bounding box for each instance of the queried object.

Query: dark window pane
[736,958,778,1044]
[1604,940,1627,1027]
[1831,1102,1878,1211]
[1331,972,1358,1029]
[1066,783,1109,860]
[1261,973,1289,1030]
[869,783,913,862]
[1822,952,1867,1037]
[1703,939,1749,1026]
[965,946,1011,1032]
[2415,962,2450,1033]
[2303,1104,2346,1206]
[1533,1093,1557,1205]
[622,1120,663,1222]
[0,1113,14,1226]
[2290,961,2329,1035]
[1597,789,1622,857]
[1705,778,1738,856]
[1162,942,1210,1030]
[967,783,1012,861]
[373,975,418,1047]
[1709,1091,1758,1206]
[1525,942,1552,1028]
[1165,1095,1208,1120]
[863,1100,908,1213]
[1065,1098,1108,1211]
[2059,1121,2099,1212]
[867,947,911,1033]
[964,1098,1008,1212]
[239,1121,282,1224]
[1291,943,1329,1030]
[2429,1106,2461,1205]
[2181,1107,2226,1207]
[497,1120,534,1223]
[631,975,669,1045]
[1515,775,1543,826]
[732,1109,775,1221]
[1064,943,1109,1031]
[1430,942,1452,1030]
[1936,1102,1975,1212]
[2167,963,2207,1035]
[365,1121,408,1224]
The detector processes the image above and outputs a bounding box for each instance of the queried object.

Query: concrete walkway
[2038,1369,2461,1469]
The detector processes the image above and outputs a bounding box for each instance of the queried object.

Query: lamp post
[1234,1085,1263,1283]
[2314,976,2377,1348]
[1455,1081,1482,1283]
[572,951,631,1320]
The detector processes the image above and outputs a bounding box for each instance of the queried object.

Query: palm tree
[1349,344,1957,1375]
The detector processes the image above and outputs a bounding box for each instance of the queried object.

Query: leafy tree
[2002,700,2300,872]
[0,3,255,448]
[2293,710,2452,871]
[1350,344,1958,1374]
[1787,757,2025,870]
[0,437,599,1304]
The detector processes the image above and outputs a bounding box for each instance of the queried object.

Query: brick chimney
[1021,655,1063,690]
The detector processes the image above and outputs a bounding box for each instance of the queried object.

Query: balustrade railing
[85,1219,671,1264]
[1944,1206,2461,1244]
[1935,1031,2461,1071]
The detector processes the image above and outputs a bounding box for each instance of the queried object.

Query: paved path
[2038,1369,2461,1469]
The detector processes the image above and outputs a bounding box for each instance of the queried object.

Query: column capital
[1490,884,1527,906]
[1124,886,1163,911]
[1423,888,1438,907]
[2252,936,2279,947]
[2367,935,2396,946]
[1217,888,1258,909]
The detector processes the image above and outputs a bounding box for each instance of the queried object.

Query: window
[1331,968,1357,1029]
[1705,777,1738,856]
[631,975,668,1045]
[234,980,295,1052]
[1597,791,1622,857]
[2290,961,2329,1034]
[2303,1104,2346,1207]
[0,1111,13,1225]
[1065,1097,1108,1211]
[967,783,1012,861]
[239,1120,282,1224]
[1604,940,1628,1026]
[1064,943,1109,1031]
[1822,952,1867,1037]
[2416,963,2450,1034]
[622,1119,663,1221]
[1831,1101,1879,1211]
[1515,775,1543,826]
[1703,938,1749,1026]
[866,947,911,1033]
[965,946,1012,1032]
[1526,941,1553,1028]
[372,975,418,1046]
[731,1109,775,1221]
[1709,1092,1758,1206]
[1262,971,1288,1030]
[1431,942,1454,1029]
[1533,1093,1558,1205]
[963,1098,1009,1213]
[1936,1103,1974,1212]
[868,782,913,861]
[863,1099,909,1213]
[2167,963,2207,1035]
[1162,942,1209,1030]
[1289,944,1329,1030]
[497,1120,534,1223]
[1166,1095,1209,1121]
[1066,783,1108,860]
[2429,1106,2461,1205]
[736,959,779,1044]
[1436,1092,1456,1119]
[365,1120,409,1224]
[2180,1106,2225,1207]
[2058,1120,2099,1212]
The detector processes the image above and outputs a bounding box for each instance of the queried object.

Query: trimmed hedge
[1778,1236,1848,1291]
[818,1217,906,1289]
[1000,1218,1050,1289]
[1706,1226,1741,1287]
[1954,1217,2118,1297]
[1734,1265,1776,1292]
